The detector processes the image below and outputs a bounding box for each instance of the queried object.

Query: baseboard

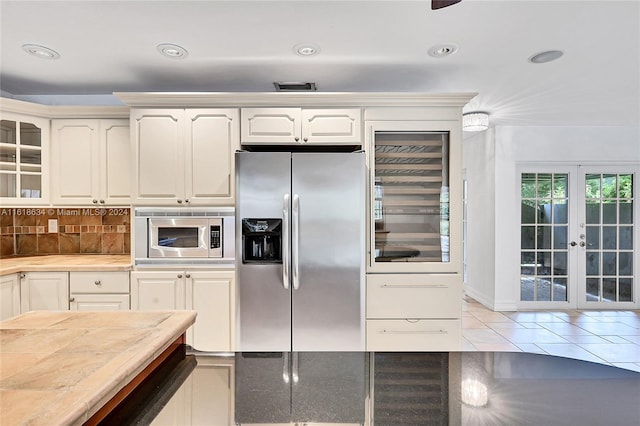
[464,287,495,310]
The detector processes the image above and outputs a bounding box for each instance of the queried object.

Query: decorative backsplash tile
[0,208,130,256]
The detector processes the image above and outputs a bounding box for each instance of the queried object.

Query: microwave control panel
[210,218,223,257]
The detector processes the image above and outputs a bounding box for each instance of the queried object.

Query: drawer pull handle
[381,284,447,289]
[380,329,448,335]
[94,280,101,286]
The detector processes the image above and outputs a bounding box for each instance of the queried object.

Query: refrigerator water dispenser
[242,218,282,263]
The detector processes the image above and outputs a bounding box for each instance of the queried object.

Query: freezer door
[291,152,366,351]
[236,151,292,351]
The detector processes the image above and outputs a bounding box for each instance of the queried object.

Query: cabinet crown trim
[115,92,477,108]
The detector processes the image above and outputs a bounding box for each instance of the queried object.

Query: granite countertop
[0,254,132,275]
[0,310,196,425]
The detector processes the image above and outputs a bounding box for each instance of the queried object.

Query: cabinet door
[130,271,185,310]
[51,120,100,205]
[131,109,185,205]
[70,294,130,311]
[185,109,239,205]
[301,108,362,144]
[101,119,130,204]
[0,113,49,205]
[241,108,301,144]
[186,271,233,352]
[366,120,462,274]
[0,274,21,320]
[20,272,69,312]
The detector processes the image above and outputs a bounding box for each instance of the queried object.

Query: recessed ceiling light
[528,50,563,64]
[428,43,458,58]
[294,43,320,57]
[157,43,188,59]
[22,44,60,59]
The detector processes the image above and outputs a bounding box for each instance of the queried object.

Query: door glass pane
[619,279,632,302]
[553,226,567,249]
[586,278,600,300]
[619,227,632,249]
[20,122,41,147]
[618,252,632,276]
[583,172,634,304]
[619,202,632,224]
[585,202,600,224]
[1,120,17,144]
[553,278,567,302]
[586,252,600,276]
[520,172,569,302]
[20,174,41,198]
[0,173,16,197]
[373,131,449,263]
[602,278,616,302]
[553,252,567,275]
[586,226,600,249]
[602,226,617,249]
[602,252,616,275]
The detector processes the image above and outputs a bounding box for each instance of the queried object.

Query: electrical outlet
[48,219,58,233]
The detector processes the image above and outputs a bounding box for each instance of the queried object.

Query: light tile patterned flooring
[462,296,640,372]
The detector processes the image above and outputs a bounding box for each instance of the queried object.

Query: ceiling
[1,0,639,128]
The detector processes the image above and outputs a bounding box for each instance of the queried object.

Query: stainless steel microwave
[149,217,223,258]
[134,208,235,266]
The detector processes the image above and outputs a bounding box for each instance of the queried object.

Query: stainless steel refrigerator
[235,151,365,351]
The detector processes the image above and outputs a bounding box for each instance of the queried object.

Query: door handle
[282,193,290,290]
[579,241,586,247]
[570,241,577,247]
[292,194,300,291]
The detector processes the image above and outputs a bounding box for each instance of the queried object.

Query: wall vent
[273,82,317,91]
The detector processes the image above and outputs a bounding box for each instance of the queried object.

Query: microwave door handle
[292,194,300,291]
[283,193,290,290]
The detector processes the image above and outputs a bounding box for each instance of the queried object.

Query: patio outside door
[518,165,637,309]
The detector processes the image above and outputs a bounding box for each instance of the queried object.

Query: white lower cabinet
[0,274,21,320]
[19,272,69,312]
[131,270,234,352]
[69,271,130,311]
[366,273,462,351]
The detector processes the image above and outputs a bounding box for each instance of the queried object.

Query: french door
[518,165,637,309]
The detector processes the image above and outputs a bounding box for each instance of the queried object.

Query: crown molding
[0,97,129,118]
[115,92,477,108]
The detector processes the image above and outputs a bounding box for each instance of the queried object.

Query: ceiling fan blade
[432,0,462,10]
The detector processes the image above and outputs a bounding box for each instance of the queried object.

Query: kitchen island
[0,310,196,425]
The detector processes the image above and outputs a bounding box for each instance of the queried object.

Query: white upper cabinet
[51,119,130,205]
[0,113,49,205]
[131,108,239,206]
[241,108,361,145]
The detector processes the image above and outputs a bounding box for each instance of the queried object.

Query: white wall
[462,128,496,308]
[464,125,640,311]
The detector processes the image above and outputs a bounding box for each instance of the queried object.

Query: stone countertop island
[0,310,196,425]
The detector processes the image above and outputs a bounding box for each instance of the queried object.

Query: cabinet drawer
[69,272,129,293]
[366,319,461,351]
[367,274,461,319]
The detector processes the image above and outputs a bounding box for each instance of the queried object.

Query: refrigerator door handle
[283,193,290,290]
[292,194,300,290]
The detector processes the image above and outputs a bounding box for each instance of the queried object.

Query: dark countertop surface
[107,351,640,426]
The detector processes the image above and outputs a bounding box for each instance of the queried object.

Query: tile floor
[462,296,640,372]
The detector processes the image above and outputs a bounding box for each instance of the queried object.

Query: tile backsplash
[0,207,130,257]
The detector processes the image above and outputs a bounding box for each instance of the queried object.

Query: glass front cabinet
[366,120,462,274]
[0,113,49,204]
